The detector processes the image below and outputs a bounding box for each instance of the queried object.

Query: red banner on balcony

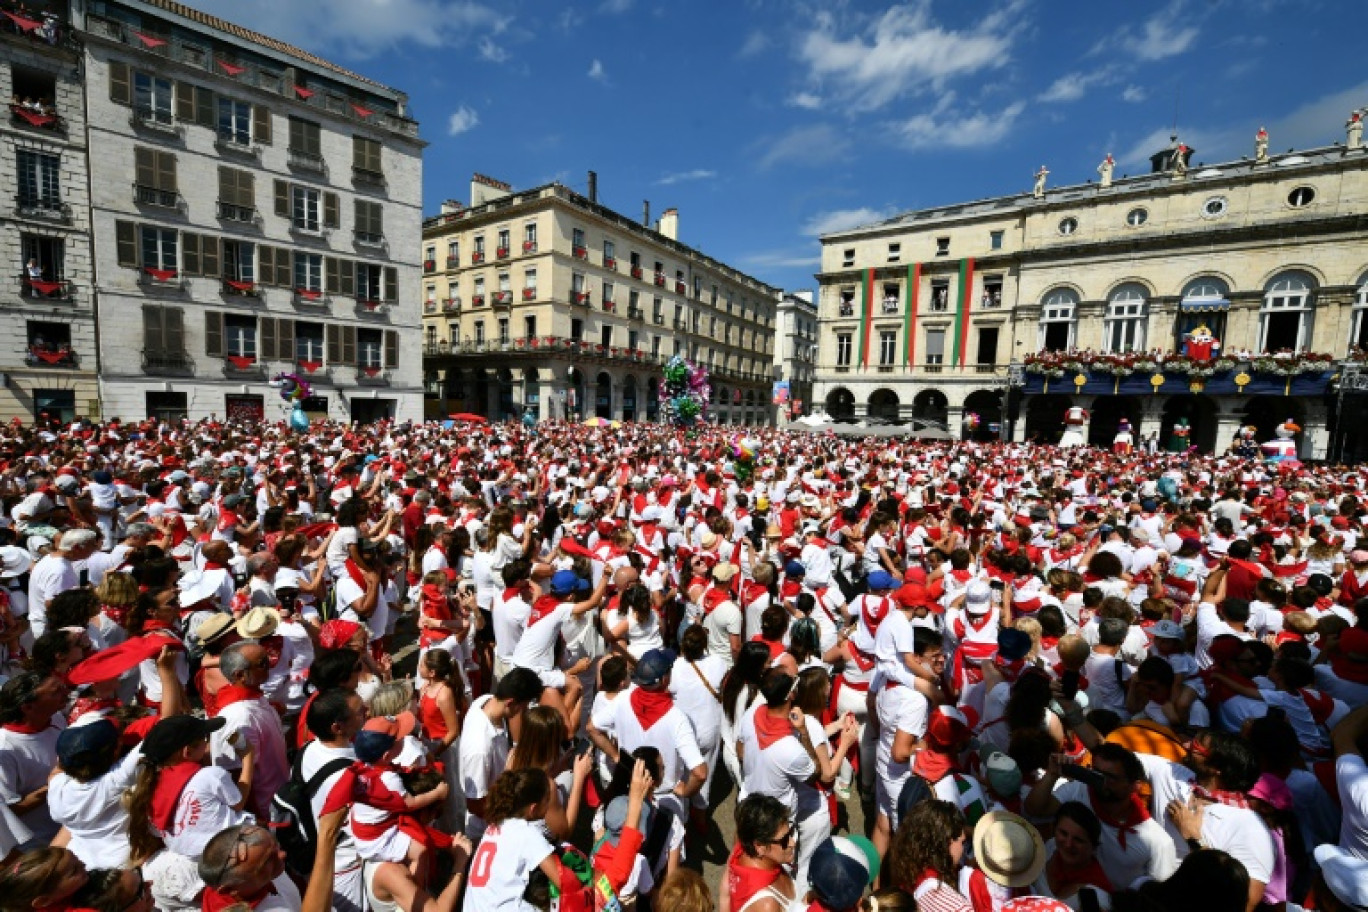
[3,10,42,33]
[131,31,166,48]
[27,279,63,296]
[144,267,177,282]
[350,103,373,119]
[226,355,256,370]
[299,361,322,374]
[217,60,246,76]
[363,366,381,377]
[31,349,66,364]
[293,85,314,99]
[224,279,255,293]
[295,288,321,300]
[11,106,55,128]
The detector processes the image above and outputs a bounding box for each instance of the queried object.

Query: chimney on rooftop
[440,200,463,215]
[587,171,598,204]
[470,173,512,207]
[643,200,650,228]
[658,208,678,241]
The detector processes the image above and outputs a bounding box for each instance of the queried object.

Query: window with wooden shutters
[204,310,224,357]
[218,168,254,221]
[354,200,383,244]
[252,104,272,144]
[202,236,220,277]
[340,259,355,297]
[110,61,131,105]
[325,257,339,294]
[182,233,201,275]
[277,318,294,361]
[326,323,341,363]
[383,266,398,302]
[353,136,382,175]
[257,245,275,285]
[143,306,186,361]
[116,221,137,267]
[274,179,289,218]
[384,330,398,368]
[288,117,321,155]
[134,148,177,208]
[143,306,165,352]
[195,86,214,127]
[323,192,339,229]
[175,81,195,122]
[341,325,356,365]
[260,316,277,360]
[272,248,291,286]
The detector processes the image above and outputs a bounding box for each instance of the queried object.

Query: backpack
[269,753,351,878]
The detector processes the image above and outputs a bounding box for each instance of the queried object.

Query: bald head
[613,566,639,589]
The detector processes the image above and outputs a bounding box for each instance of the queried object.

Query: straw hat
[235,605,281,640]
[973,811,1046,888]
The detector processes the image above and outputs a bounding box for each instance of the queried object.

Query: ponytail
[484,767,550,825]
[122,760,167,864]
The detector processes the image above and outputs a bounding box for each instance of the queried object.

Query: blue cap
[354,730,397,764]
[809,837,878,912]
[866,571,896,591]
[997,628,1032,662]
[784,560,806,577]
[632,648,677,687]
[549,569,589,596]
[57,719,119,767]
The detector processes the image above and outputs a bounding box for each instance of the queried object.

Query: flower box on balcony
[514,338,527,349]
[631,266,644,279]
[359,299,382,311]
[294,288,323,303]
[493,292,512,305]
[523,241,538,253]
[226,355,257,371]
[602,301,615,311]
[496,247,509,259]
[675,282,686,294]
[541,336,557,348]
[573,292,590,305]
[604,257,617,270]
[572,246,588,260]
[443,297,460,312]
[223,279,258,297]
[297,360,323,375]
[653,273,666,287]
[595,344,606,354]
[471,294,485,306]
[423,260,436,272]
[522,288,536,300]
[471,252,485,264]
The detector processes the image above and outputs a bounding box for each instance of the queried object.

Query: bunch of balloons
[731,437,759,483]
[964,412,980,431]
[658,355,710,428]
[272,372,312,433]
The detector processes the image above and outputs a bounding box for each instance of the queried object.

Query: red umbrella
[448,413,489,424]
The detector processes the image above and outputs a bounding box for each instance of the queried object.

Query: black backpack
[269,753,352,878]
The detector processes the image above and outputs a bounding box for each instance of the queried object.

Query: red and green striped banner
[904,263,920,366]
[858,268,876,367]
[950,258,975,367]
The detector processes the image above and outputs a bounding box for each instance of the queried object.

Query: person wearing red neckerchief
[719,793,797,912]
[197,823,302,912]
[207,642,289,821]
[0,671,67,848]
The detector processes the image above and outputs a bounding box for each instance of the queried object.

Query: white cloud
[738,30,770,57]
[179,0,506,59]
[1038,69,1112,104]
[478,36,508,62]
[1122,84,1147,103]
[738,249,823,270]
[1098,1,1200,62]
[447,105,479,135]
[796,3,1015,111]
[787,91,823,110]
[755,123,853,170]
[588,59,608,82]
[890,101,1025,151]
[802,207,896,237]
[656,169,717,186]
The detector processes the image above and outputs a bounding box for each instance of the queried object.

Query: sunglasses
[766,828,795,849]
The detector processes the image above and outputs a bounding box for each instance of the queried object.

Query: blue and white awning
[1180,296,1230,313]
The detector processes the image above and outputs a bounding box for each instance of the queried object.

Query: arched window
[1038,288,1077,352]
[1104,283,1148,353]
[1352,271,1368,354]
[1176,276,1230,350]
[1260,271,1316,352]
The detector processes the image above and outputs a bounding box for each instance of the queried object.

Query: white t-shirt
[157,765,254,857]
[27,553,77,637]
[210,696,290,818]
[737,703,816,816]
[703,600,743,667]
[0,723,63,845]
[605,607,664,660]
[874,609,919,689]
[325,527,359,576]
[460,696,511,838]
[492,589,531,663]
[302,741,362,874]
[875,682,928,795]
[602,686,705,795]
[1082,651,1131,715]
[669,655,727,749]
[1051,779,1177,887]
[465,817,553,912]
[1337,753,1368,860]
[510,604,571,672]
[47,744,143,868]
[336,576,391,639]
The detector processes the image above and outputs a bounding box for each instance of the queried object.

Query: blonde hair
[1013,617,1042,660]
[657,869,715,912]
[1282,611,1317,636]
[95,571,139,607]
[1056,633,1091,669]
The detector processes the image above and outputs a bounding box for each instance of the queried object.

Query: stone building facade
[814,132,1368,459]
[77,0,425,423]
[421,176,778,425]
[774,290,817,421]
[0,8,98,422]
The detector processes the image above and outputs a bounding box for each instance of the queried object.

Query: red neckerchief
[740,580,769,607]
[1300,688,1336,724]
[142,619,178,633]
[726,843,782,912]
[2,718,50,735]
[752,635,784,663]
[912,748,959,784]
[780,579,802,600]
[702,586,731,615]
[1045,852,1114,895]
[202,560,230,571]
[844,639,875,672]
[754,707,794,750]
[1193,785,1250,809]
[344,558,369,590]
[101,603,132,628]
[201,883,278,912]
[150,760,202,831]
[67,695,119,725]
[528,593,563,626]
[214,684,263,713]
[1088,788,1151,849]
[859,594,891,632]
[629,687,673,729]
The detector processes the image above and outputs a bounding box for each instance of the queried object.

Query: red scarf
[913,748,960,784]
[1193,785,1250,809]
[1089,788,1151,850]
[419,584,452,645]
[201,883,278,912]
[150,760,203,832]
[344,558,370,590]
[214,684,263,714]
[740,581,769,607]
[101,604,132,628]
[528,593,563,626]
[202,560,230,572]
[754,707,794,750]
[726,844,783,912]
[629,687,674,730]
[1045,852,1114,895]
[702,587,731,615]
[1,719,50,735]
[1300,688,1336,725]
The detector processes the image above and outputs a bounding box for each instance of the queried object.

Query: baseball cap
[142,714,227,765]
[808,837,879,912]
[56,718,120,768]
[997,628,1031,662]
[1151,619,1185,640]
[632,648,677,687]
[965,580,993,609]
[866,571,896,591]
[983,751,1023,798]
[603,795,652,847]
[549,569,589,596]
[784,560,806,577]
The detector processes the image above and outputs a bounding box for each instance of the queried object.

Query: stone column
[1139,397,1167,448]
[1302,400,1330,461]
[1213,399,1245,455]
[947,405,965,439]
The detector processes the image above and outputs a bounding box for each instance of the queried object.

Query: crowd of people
[0,413,1363,912]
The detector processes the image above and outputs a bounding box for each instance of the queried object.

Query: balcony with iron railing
[356,365,390,385]
[470,293,485,307]
[294,360,330,381]
[129,107,181,139]
[0,10,76,53]
[521,287,537,301]
[443,296,461,313]
[24,345,78,368]
[653,272,667,287]
[133,184,181,211]
[653,313,665,325]
[471,251,485,264]
[220,276,260,298]
[628,306,644,321]
[496,246,509,260]
[445,255,459,269]
[14,193,70,223]
[571,291,591,306]
[572,245,588,260]
[20,274,73,301]
[142,350,194,376]
[604,256,617,270]
[522,240,538,254]
[352,166,385,187]
[355,298,388,317]
[10,102,64,134]
[630,265,644,279]
[222,355,266,379]
[492,291,513,308]
[292,287,327,307]
[216,201,258,225]
[287,148,327,174]
[422,335,665,368]
[138,267,185,291]
[213,131,259,159]
[354,231,386,250]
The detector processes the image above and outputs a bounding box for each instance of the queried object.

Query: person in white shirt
[463,767,560,912]
[26,529,97,638]
[460,668,542,841]
[197,824,303,912]
[0,671,68,848]
[670,625,728,815]
[299,688,369,912]
[209,642,289,821]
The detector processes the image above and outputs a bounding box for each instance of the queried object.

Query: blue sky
[185,0,1368,294]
